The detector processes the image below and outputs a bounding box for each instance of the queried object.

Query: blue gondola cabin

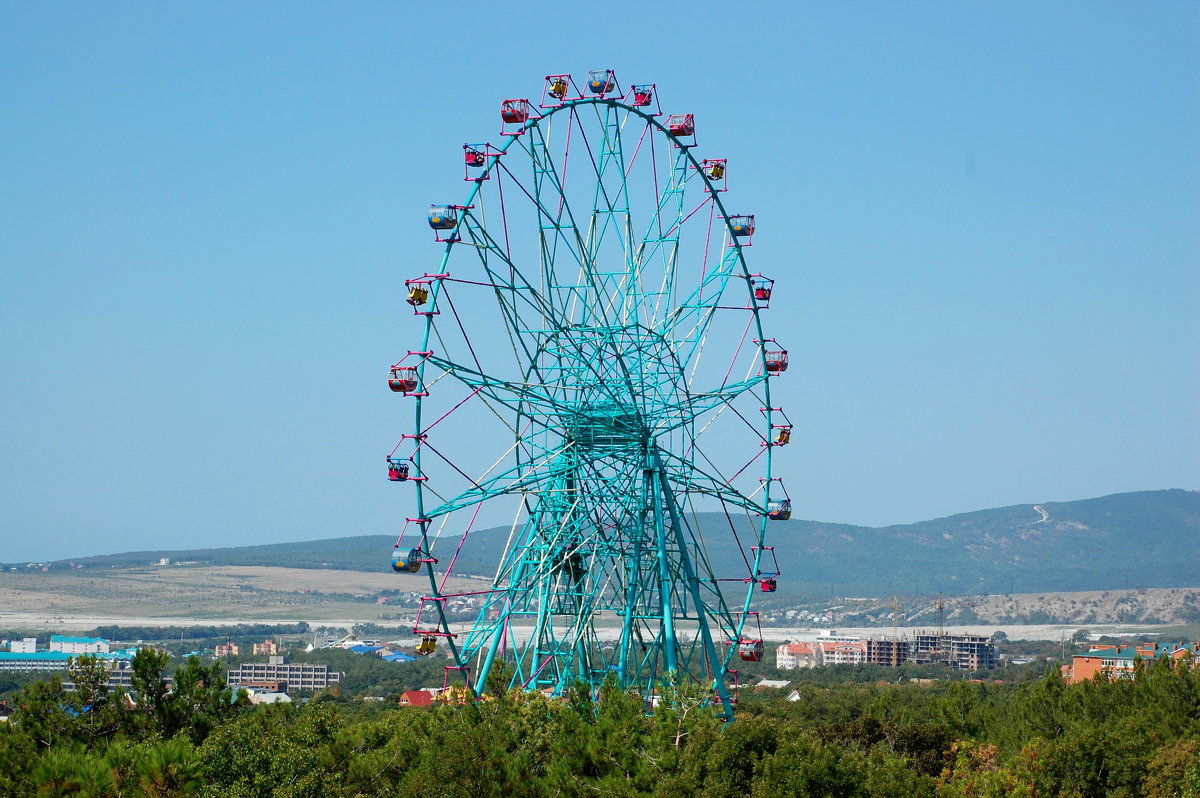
[764,350,788,374]
[588,69,616,94]
[428,206,458,230]
[393,547,422,573]
[665,114,694,137]
[388,366,419,393]
[766,499,792,521]
[729,215,755,237]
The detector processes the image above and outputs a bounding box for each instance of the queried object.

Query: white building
[49,635,110,654]
[819,640,868,665]
[8,638,37,654]
[776,642,822,669]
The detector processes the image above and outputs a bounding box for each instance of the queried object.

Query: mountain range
[29,489,1199,599]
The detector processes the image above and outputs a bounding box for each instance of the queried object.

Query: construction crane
[888,596,898,666]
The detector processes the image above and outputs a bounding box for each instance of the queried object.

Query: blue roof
[349,645,385,654]
[382,653,416,662]
[50,635,108,645]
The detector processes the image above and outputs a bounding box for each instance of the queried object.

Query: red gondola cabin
[665,114,694,137]
[752,278,773,302]
[501,99,529,124]
[738,640,765,662]
[631,85,653,106]
[764,350,789,374]
[388,366,419,393]
[760,577,778,593]
[387,459,409,482]
[464,147,485,167]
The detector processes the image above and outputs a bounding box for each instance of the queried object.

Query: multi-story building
[776,642,821,669]
[911,633,997,670]
[820,640,868,665]
[215,642,240,657]
[50,635,110,655]
[227,656,343,692]
[252,640,279,656]
[866,639,910,667]
[1070,641,1200,683]
[8,638,37,653]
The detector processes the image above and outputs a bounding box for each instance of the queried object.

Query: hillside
[18,489,1199,598]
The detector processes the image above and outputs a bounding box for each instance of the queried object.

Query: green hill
[28,489,1200,597]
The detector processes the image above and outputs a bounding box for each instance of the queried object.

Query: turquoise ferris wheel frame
[387,71,790,721]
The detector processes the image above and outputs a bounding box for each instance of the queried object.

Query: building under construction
[865,638,911,667]
[910,632,997,670]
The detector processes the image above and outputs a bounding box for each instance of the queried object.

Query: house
[246,689,292,705]
[398,689,437,707]
[755,679,792,690]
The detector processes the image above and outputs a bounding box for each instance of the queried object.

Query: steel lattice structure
[386,71,790,720]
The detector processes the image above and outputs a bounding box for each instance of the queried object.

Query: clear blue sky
[2,2,1196,563]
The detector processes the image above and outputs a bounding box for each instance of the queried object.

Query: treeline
[2,656,1199,796]
[87,622,312,644]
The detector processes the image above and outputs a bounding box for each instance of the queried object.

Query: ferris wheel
[385,70,791,718]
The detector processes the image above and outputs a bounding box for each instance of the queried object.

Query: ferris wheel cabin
[391,546,424,574]
[587,69,616,94]
[407,286,429,307]
[760,577,778,593]
[630,84,654,106]
[388,366,419,393]
[547,75,569,100]
[729,215,755,237]
[764,349,789,374]
[751,275,774,303]
[387,459,410,482]
[738,640,765,662]
[463,146,486,168]
[665,113,695,137]
[427,205,458,230]
[500,99,529,124]
[766,499,792,521]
